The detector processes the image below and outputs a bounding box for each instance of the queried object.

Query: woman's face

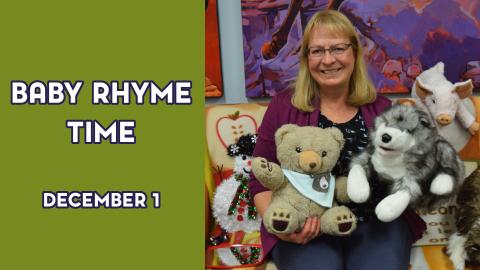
[307,27,355,91]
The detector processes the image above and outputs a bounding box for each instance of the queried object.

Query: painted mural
[241,0,480,97]
[206,0,223,97]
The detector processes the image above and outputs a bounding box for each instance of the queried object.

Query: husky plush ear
[453,79,474,99]
[417,110,434,128]
[415,77,432,101]
[420,117,432,128]
[326,127,345,149]
[374,115,385,129]
[275,124,298,146]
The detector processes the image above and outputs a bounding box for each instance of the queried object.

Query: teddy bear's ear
[326,127,345,149]
[275,124,298,146]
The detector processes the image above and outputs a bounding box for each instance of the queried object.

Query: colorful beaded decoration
[227,173,257,221]
[230,246,261,265]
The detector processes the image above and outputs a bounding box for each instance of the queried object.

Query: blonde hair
[292,10,376,112]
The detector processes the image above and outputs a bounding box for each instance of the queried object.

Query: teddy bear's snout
[299,151,322,173]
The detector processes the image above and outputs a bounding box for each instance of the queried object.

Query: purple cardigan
[249,90,427,256]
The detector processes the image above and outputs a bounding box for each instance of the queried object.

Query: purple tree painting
[241,0,480,97]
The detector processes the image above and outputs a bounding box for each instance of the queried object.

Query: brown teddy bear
[252,124,357,235]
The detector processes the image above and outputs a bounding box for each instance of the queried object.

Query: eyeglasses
[308,43,352,58]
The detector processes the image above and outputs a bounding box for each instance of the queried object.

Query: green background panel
[0,1,204,269]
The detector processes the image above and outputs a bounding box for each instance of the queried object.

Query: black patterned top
[318,110,369,177]
[319,110,381,220]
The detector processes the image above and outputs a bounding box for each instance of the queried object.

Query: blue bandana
[282,169,335,208]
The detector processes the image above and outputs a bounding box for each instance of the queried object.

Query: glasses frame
[307,43,353,59]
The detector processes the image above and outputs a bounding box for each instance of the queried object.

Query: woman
[248,10,426,270]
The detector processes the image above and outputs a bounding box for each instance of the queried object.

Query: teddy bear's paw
[252,158,274,178]
[430,173,454,195]
[335,176,350,204]
[375,190,411,222]
[265,208,297,234]
[251,157,284,190]
[321,206,357,236]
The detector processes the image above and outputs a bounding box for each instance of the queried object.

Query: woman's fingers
[314,216,322,237]
[275,216,322,245]
[300,217,317,244]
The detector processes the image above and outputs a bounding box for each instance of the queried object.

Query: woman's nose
[321,51,336,64]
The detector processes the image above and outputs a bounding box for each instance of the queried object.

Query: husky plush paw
[347,165,370,203]
[430,173,454,195]
[447,232,467,270]
[375,190,410,222]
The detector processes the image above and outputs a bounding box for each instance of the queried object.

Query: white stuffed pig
[412,62,478,136]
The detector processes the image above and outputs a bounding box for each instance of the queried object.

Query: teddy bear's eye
[397,116,403,122]
[322,151,327,157]
[431,97,436,104]
[242,155,247,160]
[295,146,302,153]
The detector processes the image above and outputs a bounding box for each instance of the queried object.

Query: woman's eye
[332,47,346,54]
[322,151,327,157]
[295,147,302,153]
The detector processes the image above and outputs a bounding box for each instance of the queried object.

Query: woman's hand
[254,193,321,244]
[275,217,321,245]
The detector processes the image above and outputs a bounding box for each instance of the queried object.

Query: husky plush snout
[371,105,433,155]
[374,123,415,153]
[348,104,464,222]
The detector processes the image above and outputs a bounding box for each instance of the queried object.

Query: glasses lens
[331,44,351,55]
[308,44,351,58]
[332,47,345,55]
[309,48,324,57]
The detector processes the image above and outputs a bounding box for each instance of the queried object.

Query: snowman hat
[227,134,257,157]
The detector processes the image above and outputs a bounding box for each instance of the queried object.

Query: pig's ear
[453,80,474,99]
[432,62,445,74]
[415,78,432,101]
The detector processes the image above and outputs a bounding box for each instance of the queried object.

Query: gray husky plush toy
[347,104,464,222]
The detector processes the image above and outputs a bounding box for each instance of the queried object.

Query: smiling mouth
[379,146,395,152]
[321,68,342,74]
[243,168,251,174]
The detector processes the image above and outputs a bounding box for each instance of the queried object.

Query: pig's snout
[436,114,452,125]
